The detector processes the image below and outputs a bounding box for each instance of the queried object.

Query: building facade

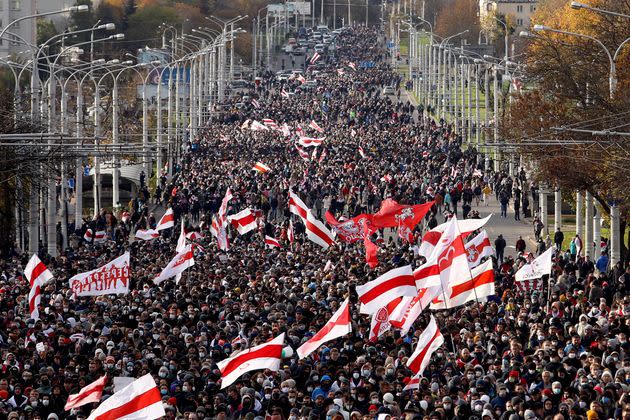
[1,0,75,58]
[479,0,538,32]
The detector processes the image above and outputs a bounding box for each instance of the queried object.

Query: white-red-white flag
[337,68,345,76]
[305,210,335,249]
[156,208,175,231]
[418,215,492,257]
[135,229,159,241]
[309,52,321,65]
[250,120,270,131]
[358,146,366,158]
[318,147,327,163]
[431,259,495,310]
[251,98,260,108]
[64,375,107,411]
[252,162,271,173]
[388,286,440,336]
[84,229,106,243]
[297,74,306,84]
[265,235,282,249]
[210,216,230,251]
[369,297,402,342]
[295,144,311,161]
[348,62,357,71]
[262,118,277,128]
[176,219,187,253]
[186,231,205,240]
[281,89,290,99]
[227,209,258,235]
[298,136,325,147]
[25,254,53,321]
[403,374,421,391]
[241,119,251,130]
[406,315,444,376]
[465,230,494,268]
[430,216,473,295]
[288,220,295,243]
[154,245,195,284]
[86,374,164,420]
[309,120,324,133]
[356,265,417,314]
[218,334,285,389]
[297,298,351,358]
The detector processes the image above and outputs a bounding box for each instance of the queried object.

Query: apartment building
[479,0,538,31]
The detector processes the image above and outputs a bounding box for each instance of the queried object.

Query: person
[595,251,608,274]
[495,234,507,263]
[515,236,526,253]
[499,189,509,218]
[571,234,583,258]
[554,227,564,251]
[536,238,547,255]
[513,194,521,221]
[482,184,491,206]
[533,217,544,241]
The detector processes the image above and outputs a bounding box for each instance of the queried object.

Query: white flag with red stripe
[430,216,474,296]
[297,74,306,84]
[430,259,495,310]
[464,230,494,268]
[86,374,164,420]
[218,333,285,389]
[288,220,295,243]
[281,89,290,99]
[186,231,204,240]
[348,62,357,71]
[227,209,258,235]
[369,297,402,342]
[252,162,271,173]
[156,208,175,231]
[297,298,351,358]
[265,235,282,249]
[295,144,311,161]
[154,245,195,284]
[309,120,324,133]
[388,286,440,336]
[84,229,106,243]
[358,146,366,158]
[176,219,187,253]
[135,229,159,241]
[515,246,554,282]
[298,136,325,147]
[403,374,420,391]
[65,375,107,411]
[250,120,270,131]
[262,118,277,128]
[251,98,260,108]
[288,190,335,249]
[337,68,345,76]
[25,254,53,321]
[418,215,492,257]
[406,315,444,376]
[309,52,321,64]
[356,265,417,314]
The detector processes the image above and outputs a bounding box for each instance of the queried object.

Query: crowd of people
[1,26,629,420]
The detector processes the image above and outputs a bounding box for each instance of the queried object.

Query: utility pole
[366,0,369,26]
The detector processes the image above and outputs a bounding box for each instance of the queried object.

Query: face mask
[553,388,561,394]
[182,386,189,392]
[569,353,576,358]
[159,371,167,378]
[579,401,587,408]
[476,372,482,377]
[265,394,271,399]
[257,378,264,385]
[502,336,509,342]
[161,389,168,395]
[362,370,371,377]
[353,372,360,379]
[475,405,482,412]
[42,400,49,406]
[106,364,114,369]
[467,374,474,380]
[444,403,451,409]
[490,349,496,355]
[358,396,365,402]
[371,398,379,404]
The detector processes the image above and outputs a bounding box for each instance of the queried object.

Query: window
[11,0,21,11]
[517,5,523,12]
[11,35,19,46]
[530,5,536,12]
[517,18,523,26]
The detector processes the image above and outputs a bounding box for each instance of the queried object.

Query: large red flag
[371,200,434,229]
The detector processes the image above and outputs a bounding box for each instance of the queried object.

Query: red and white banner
[65,375,107,411]
[281,89,290,99]
[265,235,282,249]
[407,315,444,376]
[515,246,554,282]
[186,231,205,240]
[356,265,417,314]
[227,209,258,235]
[348,62,357,71]
[289,191,335,249]
[465,230,494,268]
[298,136,325,147]
[251,98,260,108]
[358,146,366,158]
[371,199,434,230]
[297,298,351,358]
[337,68,345,76]
[135,229,159,241]
[418,215,492,257]
[388,287,440,336]
[69,253,130,297]
[403,375,420,391]
[515,278,544,295]
[156,208,175,231]
[297,74,306,84]
[84,229,106,243]
[295,144,311,161]
[176,219,186,253]
[318,147,327,163]
[86,374,164,420]
[153,245,194,284]
[218,334,285,389]
[262,118,277,128]
[25,254,53,321]
[431,216,474,295]
[369,297,402,342]
[252,162,271,173]
[250,120,270,131]
[325,212,376,244]
[309,52,321,65]
[430,259,495,310]
[288,220,295,243]
[309,120,324,133]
